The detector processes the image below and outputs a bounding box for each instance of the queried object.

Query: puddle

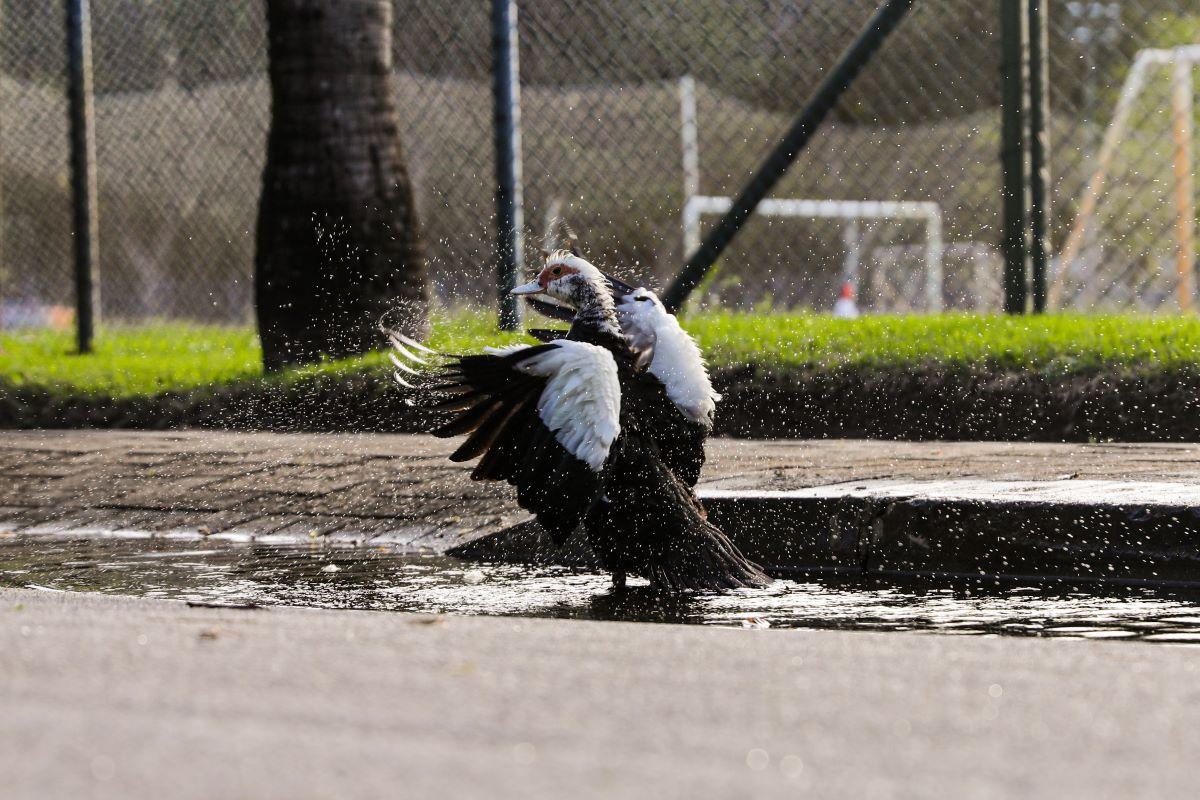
[4,533,1200,643]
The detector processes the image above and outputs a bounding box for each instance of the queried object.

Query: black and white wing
[612,288,719,487]
[620,370,709,487]
[395,335,622,544]
[616,289,720,428]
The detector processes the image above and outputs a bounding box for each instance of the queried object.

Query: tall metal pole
[1000,0,1030,315]
[66,0,99,351]
[661,0,916,313]
[1026,0,1051,313]
[1003,0,1032,314]
[491,0,523,330]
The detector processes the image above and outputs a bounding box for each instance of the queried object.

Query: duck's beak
[509,281,543,296]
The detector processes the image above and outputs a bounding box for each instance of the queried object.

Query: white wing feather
[617,290,719,426]
[484,343,532,357]
[511,341,621,472]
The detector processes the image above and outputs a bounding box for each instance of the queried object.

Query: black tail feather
[434,396,503,439]
[643,517,770,592]
[590,435,770,592]
[452,398,528,462]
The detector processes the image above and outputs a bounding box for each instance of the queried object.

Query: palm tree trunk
[256,0,427,371]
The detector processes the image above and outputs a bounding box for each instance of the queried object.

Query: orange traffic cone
[833,281,859,318]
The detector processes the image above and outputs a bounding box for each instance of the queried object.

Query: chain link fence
[1048,1,1200,311]
[0,0,268,327]
[0,0,1196,329]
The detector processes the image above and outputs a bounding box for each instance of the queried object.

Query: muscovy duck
[388,250,767,591]
[518,253,720,486]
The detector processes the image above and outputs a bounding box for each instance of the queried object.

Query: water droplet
[746,749,770,771]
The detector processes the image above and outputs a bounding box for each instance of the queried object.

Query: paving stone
[110,479,264,513]
[36,508,166,535]
[0,458,97,479]
[5,431,1200,566]
[124,509,267,537]
[260,515,356,539]
[233,465,369,497]
[0,476,83,508]
[0,507,87,533]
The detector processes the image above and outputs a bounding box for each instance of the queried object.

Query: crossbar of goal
[683,195,944,311]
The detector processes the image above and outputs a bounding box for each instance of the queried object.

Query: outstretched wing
[394,334,622,543]
[524,296,576,323]
[616,290,720,427]
[501,341,621,472]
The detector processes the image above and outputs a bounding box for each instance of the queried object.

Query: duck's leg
[612,569,627,591]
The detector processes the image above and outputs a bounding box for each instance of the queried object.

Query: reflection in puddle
[4,533,1200,643]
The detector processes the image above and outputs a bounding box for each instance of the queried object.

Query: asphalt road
[3,587,1198,799]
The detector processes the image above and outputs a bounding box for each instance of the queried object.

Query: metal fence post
[1000,0,1030,315]
[491,0,523,331]
[679,75,701,257]
[1027,0,1051,313]
[66,0,99,352]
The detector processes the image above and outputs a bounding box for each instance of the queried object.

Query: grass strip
[4,311,1200,400]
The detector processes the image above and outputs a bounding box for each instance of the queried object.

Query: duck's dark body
[420,253,767,591]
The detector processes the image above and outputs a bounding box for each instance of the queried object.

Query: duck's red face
[536,262,580,289]
[510,259,582,300]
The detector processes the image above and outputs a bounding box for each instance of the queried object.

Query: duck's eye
[634,296,649,302]
[550,267,562,276]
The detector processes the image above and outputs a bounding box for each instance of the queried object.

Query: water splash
[4,533,1200,644]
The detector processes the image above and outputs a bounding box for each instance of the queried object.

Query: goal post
[678,75,945,312]
[1050,44,1200,310]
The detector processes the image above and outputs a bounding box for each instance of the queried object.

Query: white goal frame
[678,75,945,311]
[1050,44,1199,310]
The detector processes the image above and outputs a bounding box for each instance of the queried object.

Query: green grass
[0,311,527,398]
[1,324,261,397]
[688,312,1200,374]
[5,311,1200,399]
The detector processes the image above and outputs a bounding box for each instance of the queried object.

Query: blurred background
[0,0,1197,329]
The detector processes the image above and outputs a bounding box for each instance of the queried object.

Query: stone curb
[451,480,1200,588]
[6,432,1200,588]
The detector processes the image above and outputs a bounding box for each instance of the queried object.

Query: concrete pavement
[3,586,1198,800]
[5,430,1200,584]
[5,431,1200,544]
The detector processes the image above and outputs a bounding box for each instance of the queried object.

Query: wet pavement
[5,533,1200,644]
[6,432,1200,798]
[5,430,1200,588]
[4,430,1200,551]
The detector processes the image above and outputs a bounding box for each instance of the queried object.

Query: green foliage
[1135,9,1200,52]
[5,312,1200,401]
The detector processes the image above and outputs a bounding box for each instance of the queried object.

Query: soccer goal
[677,75,946,312]
[1050,44,1200,310]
